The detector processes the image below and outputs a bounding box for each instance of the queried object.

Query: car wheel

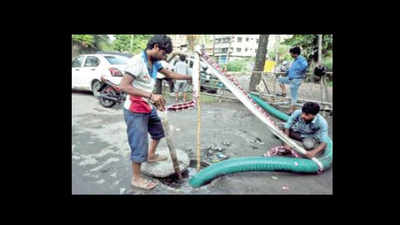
[91,80,102,97]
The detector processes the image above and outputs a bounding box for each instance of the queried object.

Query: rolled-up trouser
[123,108,165,163]
[278,76,303,106]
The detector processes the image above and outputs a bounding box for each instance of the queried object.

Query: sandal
[131,179,158,190]
[147,154,168,162]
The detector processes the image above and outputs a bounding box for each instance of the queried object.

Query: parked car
[72,53,130,97]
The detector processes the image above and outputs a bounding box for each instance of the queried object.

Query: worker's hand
[151,94,166,111]
[304,150,318,159]
[283,144,292,151]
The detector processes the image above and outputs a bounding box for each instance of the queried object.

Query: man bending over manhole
[120,35,192,190]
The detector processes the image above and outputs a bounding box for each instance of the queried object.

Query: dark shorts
[123,107,165,163]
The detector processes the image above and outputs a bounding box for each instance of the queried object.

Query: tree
[72,35,111,49]
[112,35,151,54]
[249,35,269,91]
[281,34,332,63]
[186,35,200,52]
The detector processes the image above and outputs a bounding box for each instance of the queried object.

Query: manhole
[158,160,210,189]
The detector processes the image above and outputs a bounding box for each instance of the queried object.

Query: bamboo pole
[194,52,201,172]
[159,111,182,179]
[317,34,329,117]
[261,77,271,94]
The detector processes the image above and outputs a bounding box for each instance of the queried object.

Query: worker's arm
[305,117,329,158]
[159,68,192,81]
[304,142,327,159]
[282,111,300,150]
[299,57,308,73]
[120,73,165,111]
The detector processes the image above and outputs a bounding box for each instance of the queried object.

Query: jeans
[123,108,165,163]
[278,77,303,106]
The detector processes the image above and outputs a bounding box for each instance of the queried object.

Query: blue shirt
[284,109,329,141]
[288,55,308,79]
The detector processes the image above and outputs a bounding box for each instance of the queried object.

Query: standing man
[119,35,192,190]
[174,54,190,102]
[277,47,308,115]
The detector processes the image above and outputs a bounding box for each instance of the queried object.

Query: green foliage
[112,35,152,54]
[323,56,333,71]
[72,35,112,51]
[226,59,249,72]
[268,51,276,60]
[282,34,333,60]
[72,35,95,47]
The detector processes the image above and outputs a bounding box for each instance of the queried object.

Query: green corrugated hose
[188,94,332,188]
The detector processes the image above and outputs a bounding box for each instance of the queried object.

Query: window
[236,48,241,52]
[246,38,249,42]
[245,48,248,52]
[84,56,100,67]
[104,56,128,65]
[72,56,84,68]
[237,37,242,42]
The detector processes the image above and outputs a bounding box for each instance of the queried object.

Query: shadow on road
[72,90,93,96]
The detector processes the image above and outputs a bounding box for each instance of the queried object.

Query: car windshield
[104,56,129,65]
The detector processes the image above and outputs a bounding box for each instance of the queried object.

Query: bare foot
[131,177,157,190]
[148,153,168,162]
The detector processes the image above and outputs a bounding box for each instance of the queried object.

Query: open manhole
[158,160,210,189]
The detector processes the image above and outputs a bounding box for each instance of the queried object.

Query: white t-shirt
[123,51,163,113]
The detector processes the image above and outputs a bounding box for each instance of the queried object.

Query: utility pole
[212,35,215,56]
[130,35,133,53]
[318,34,322,66]
[318,34,329,116]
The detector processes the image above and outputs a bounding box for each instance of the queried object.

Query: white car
[72,54,130,97]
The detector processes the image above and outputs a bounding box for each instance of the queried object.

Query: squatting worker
[120,35,192,190]
[277,46,308,115]
[278,102,329,159]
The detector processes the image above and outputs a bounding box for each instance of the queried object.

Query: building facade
[213,35,292,64]
[168,34,188,52]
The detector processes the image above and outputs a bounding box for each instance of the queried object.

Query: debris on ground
[282,185,289,191]
[222,141,231,147]
[120,188,126,194]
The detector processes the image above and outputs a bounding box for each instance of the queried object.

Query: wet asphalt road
[71,90,333,195]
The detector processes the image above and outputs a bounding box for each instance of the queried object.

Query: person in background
[174,54,190,102]
[277,47,308,115]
